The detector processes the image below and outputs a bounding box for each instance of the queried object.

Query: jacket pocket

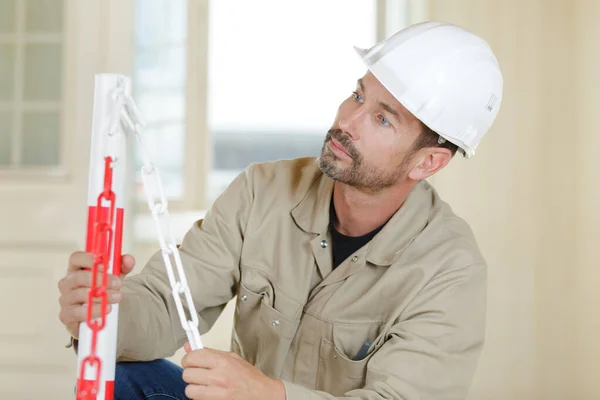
[231,282,300,378]
[231,282,264,365]
[316,337,371,396]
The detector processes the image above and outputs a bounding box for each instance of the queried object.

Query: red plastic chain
[77,157,116,399]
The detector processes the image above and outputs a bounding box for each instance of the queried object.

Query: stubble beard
[318,129,410,193]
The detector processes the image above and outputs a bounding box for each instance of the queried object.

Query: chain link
[124,95,203,351]
[105,84,126,167]
[77,157,115,399]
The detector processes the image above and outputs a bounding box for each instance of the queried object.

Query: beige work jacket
[118,157,487,399]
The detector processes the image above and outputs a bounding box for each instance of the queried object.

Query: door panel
[0,249,77,366]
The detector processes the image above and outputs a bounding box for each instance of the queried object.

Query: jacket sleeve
[116,166,255,362]
[282,263,487,400]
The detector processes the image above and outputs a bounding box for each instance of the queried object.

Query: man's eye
[352,91,364,103]
[378,115,391,127]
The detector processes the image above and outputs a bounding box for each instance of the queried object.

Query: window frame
[130,0,209,214]
[0,0,67,178]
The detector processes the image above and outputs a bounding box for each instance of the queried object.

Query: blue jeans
[114,359,189,400]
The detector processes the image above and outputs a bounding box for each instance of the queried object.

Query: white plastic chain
[114,87,203,351]
[105,82,126,168]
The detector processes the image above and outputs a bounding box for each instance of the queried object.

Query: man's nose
[338,108,364,140]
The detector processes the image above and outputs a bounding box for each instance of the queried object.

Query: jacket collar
[291,171,334,235]
[291,169,433,266]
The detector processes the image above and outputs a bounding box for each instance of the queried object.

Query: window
[131,1,407,227]
[206,0,379,203]
[132,0,188,200]
[0,0,64,171]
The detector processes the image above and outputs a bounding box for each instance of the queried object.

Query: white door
[0,1,133,398]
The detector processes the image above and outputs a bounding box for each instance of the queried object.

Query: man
[59,21,503,399]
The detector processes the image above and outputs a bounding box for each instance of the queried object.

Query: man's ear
[407,148,453,181]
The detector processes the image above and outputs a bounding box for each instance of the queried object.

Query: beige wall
[574,1,600,398]
[422,1,599,398]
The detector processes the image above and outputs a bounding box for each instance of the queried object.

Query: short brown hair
[412,123,459,157]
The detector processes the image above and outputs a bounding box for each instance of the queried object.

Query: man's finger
[58,270,92,292]
[185,384,225,400]
[183,367,230,388]
[58,270,122,292]
[68,251,94,272]
[59,287,122,308]
[181,348,222,369]
[120,254,136,276]
[59,303,113,325]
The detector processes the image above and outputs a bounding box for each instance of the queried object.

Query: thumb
[184,341,192,353]
[120,254,136,276]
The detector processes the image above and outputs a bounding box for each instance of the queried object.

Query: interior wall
[574,0,600,398]
[423,0,592,398]
[534,2,577,399]
[425,1,539,397]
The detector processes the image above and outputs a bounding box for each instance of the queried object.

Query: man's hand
[181,342,286,400]
[57,251,136,338]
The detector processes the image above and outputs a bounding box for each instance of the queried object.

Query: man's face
[319,72,424,192]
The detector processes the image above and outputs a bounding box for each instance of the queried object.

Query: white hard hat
[354,21,503,158]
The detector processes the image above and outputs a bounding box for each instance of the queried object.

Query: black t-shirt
[329,201,385,269]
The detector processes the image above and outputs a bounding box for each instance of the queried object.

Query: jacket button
[272,319,280,327]
[351,256,358,262]
[240,295,248,302]
[320,240,328,248]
